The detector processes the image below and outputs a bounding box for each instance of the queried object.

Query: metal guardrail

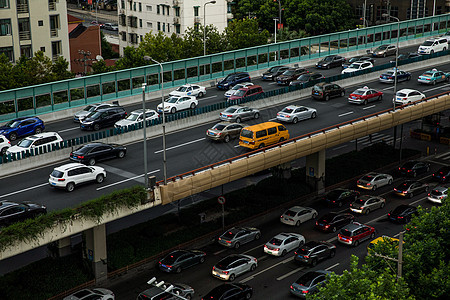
[1,50,448,165]
[0,14,449,122]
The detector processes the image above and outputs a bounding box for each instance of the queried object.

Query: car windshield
[422,41,433,46]
[224,107,237,113]
[217,257,237,269]
[284,209,297,216]
[224,75,235,80]
[167,97,179,104]
[349,63,362,69]
[175,86,188,92]
[212,124,226,131]
[421,72,433,77]
[281,107,294,114]
[398,54,407,59]
[297,74,310,81]
[3,120,21,128]
[17,139,33,148]
[83,105,96,112]
[296,247,310,255]
[126,113,140,121]
[234,90,246,97]
[240,129,253,139]
[354,196,370,204]
[51,170,64,178]
[268,237,283,246]
[352,89,366,95]
[282,70,295,76]
[392,206,408,214]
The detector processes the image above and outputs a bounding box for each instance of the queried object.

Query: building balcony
[173,17,180,24]
[52,54,60,61]
[50,28,58,37]
[48,1,57,11]
[17,3,29,13]
[19,31,31,40]
[173,0,181,6]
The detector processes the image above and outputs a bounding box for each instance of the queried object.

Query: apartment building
[347,0,449,27]
[0,0,70,65]
[118,0,231,56]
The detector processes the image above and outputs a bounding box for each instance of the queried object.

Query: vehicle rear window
[352,89,365,95]
[268,237,283,246]
[430,190,443,196]
[224,107,237,113]
[296,248,310,255]
[50,170,64,178]
[284,210,296,216]
[340,229,352,236]
[240,129,253,139]
[295,272,318,286]
[313,85,323,92]
[212,124,226,131]
[397,92,407,97]
[222,231,236,239]
[282,107,295,114]
[361,175,374,181]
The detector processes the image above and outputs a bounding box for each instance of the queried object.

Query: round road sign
[217,196,226,205]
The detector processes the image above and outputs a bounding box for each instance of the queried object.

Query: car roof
[283,105,301,110]
[342,222,365,231]
[54,163,86,171]
[287,206,309,212]
[397,88,417,93]
[23,132,60,140]
[0,201,18,210]
[432,186,447,192]
[274,233,295,240]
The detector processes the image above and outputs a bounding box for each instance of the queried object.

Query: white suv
[418,37,448,54]
[114,109,159,129]
[0,134,11,155]
[7,132,63,156]
[49,163,106,192]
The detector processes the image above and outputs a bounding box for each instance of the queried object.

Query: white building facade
[118,0,232,56]
[0,0,70,64]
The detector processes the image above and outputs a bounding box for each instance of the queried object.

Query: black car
[316,55,346,69]
[80,106,127,131]
[390,52,421,63]
[70,142,127,165]
[201,283,253,300]
[158,249,206,273]
[322,188,359,207]
[432,166,450,183]
[294,241,336,266]
[216,72,251,90]
[0,201,47,227]
[290,73,325,86]
[311,82,345,101]
[398,160,430,177]
[388,204,417,223]
[393,180,429,198]
[261,65,289,81]
[276,67,308,85]
[315,212,355,232]
[342,56,375,69]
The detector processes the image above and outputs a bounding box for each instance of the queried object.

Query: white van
[417,37,448,54]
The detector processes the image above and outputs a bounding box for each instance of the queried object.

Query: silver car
[276,105,317,124]
[224,82,254,99]
[137,283,194,300]
[356,172,393,191]
[212,254,257,281]
[73,103,116,123]
[63,288,114,300]
[427,186,448,204]
[218,226,261,249]
[219,105,260,123]
[280,206,318,226]
[350,195,386,215]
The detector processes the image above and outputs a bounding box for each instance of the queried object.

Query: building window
[18,17,30,40]
[139,2,142,12]
[16,0,28,13]
[133,2,136,11]
[120,31,126,41]
[49,15,60,37]
[20,44,32,58]
[175,24,180,34]
[157,21,160,31]
[390,6,399,18]
[166,5,169,16]
[0,18,11,36]
[0,46,14,61]
[119,14,126,26]
[162,23,165,32]
[51,40,61,59]
[147,22,152,28]
[40,46,45,52]
[167,23,170,33]
[121,0,125,9]
[48,0,57,11]
[0,0,10,9]
[194,6,199,17]
[227,2,232,13]
[139,19,142,27]
[146,5,151,11]
[157,5,160,14]
[38,20,43,26]
[175,7,180,17]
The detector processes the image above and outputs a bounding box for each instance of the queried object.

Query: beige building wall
[0,0,70,66]
[118,0,230,56]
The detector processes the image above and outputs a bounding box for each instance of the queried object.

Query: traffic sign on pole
[217,196,226,205]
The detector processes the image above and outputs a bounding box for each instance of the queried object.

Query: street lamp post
[382,13,400,112]
[144,56,167,185]
[203,1,216,57]
[141,83,148,189]
[273,18,278,60]
[363,0,367,28]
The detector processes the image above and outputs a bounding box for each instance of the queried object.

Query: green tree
[91,59,114,74]
[0,55,16,91]
[51,56,74,81]
[224,18,269,51]
[100,31,119,59]
[310,256,414,300]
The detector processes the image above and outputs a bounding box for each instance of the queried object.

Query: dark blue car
[216,72,251,90]
[0,116,45,141]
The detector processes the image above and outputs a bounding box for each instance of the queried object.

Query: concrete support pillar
[85,224,108,283]
[305,149,326,193]
[272,162,292,179]
[56,237,72,257]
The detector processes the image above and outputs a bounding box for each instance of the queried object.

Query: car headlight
[83,121,94,125]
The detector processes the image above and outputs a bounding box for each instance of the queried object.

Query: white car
[49,163,106,192]
[63,288,115,300]
[276,105,317,124]
[395,89,426,106]
[356,172,393,191]
[114,109,159,129]
[224,82,254,99]
[73,103,117,122]
[0,134,11,155]
[169,84,206,98]
[280,206,318,226]
[157,96,198,114]
[7,132,63,155]
[211,254,257,281]
[341,61,373,74]
[264,232,305,256]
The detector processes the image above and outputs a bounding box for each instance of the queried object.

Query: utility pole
[373,231,404,282]
[75,50,96,75]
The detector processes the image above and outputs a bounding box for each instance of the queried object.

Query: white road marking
[239,256,294,283]
[201,95,218,100]
[154,138,205,153]
[363,105,376,110]
[0,183,48,198]
[338,111,354,117]
[59,127,80,133]
[423,83,450,93]
[325,263,340,271]
[332,145,348,151]
[435,151,450,159]
[268,118,278,121]
[382,86,395,90]
[213,249,227,256]
[276,266,304,281]
[96,169,160,190]
[234,145,240,148]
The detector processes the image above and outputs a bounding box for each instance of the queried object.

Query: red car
[348,86,383,105]
[338,222,375,246]
[228,85,263,104]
